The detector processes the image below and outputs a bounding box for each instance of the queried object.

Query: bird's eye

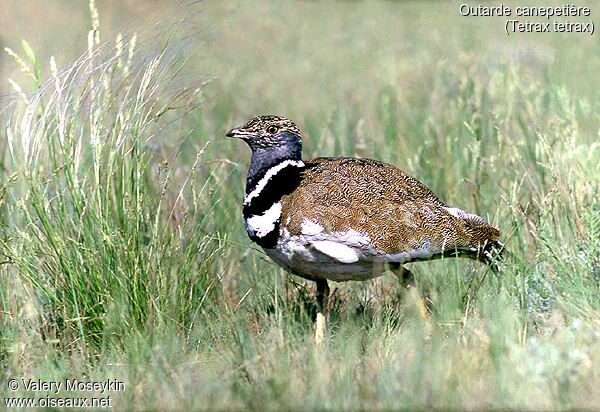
[266,125,278,134]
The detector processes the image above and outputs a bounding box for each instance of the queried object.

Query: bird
[226,115,503,343]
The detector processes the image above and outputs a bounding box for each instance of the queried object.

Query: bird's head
[226,115,302,156]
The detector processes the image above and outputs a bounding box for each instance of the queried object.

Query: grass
[1,0,599,410]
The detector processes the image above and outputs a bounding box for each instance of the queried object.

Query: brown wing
[280,157,499,256]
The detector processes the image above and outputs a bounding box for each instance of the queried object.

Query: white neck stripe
[244,159,304,205]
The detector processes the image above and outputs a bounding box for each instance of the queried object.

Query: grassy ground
[1,1,599,410]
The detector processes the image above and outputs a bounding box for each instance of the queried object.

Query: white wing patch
[301,219,324,235]
[245,202,282,238]
[305,228,372,264]
[310,240,360,264]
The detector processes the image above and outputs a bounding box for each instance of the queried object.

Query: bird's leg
[314,279,329,345]
[389,263,415,289]
[390,263,433,322]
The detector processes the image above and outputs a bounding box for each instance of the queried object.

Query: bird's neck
[243,147,304,218]
[246,146,303,194]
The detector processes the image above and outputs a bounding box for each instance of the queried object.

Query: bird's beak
[226,127,251,139]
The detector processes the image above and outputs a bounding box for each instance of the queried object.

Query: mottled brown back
[280,157,500,257]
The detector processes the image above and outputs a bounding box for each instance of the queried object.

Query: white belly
[257,218,442,282]
[264,229,386,282]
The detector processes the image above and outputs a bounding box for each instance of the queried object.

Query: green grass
[1,1,599,410]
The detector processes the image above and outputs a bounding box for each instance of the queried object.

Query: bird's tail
[479,238,506,273]
[455,211,506,272]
